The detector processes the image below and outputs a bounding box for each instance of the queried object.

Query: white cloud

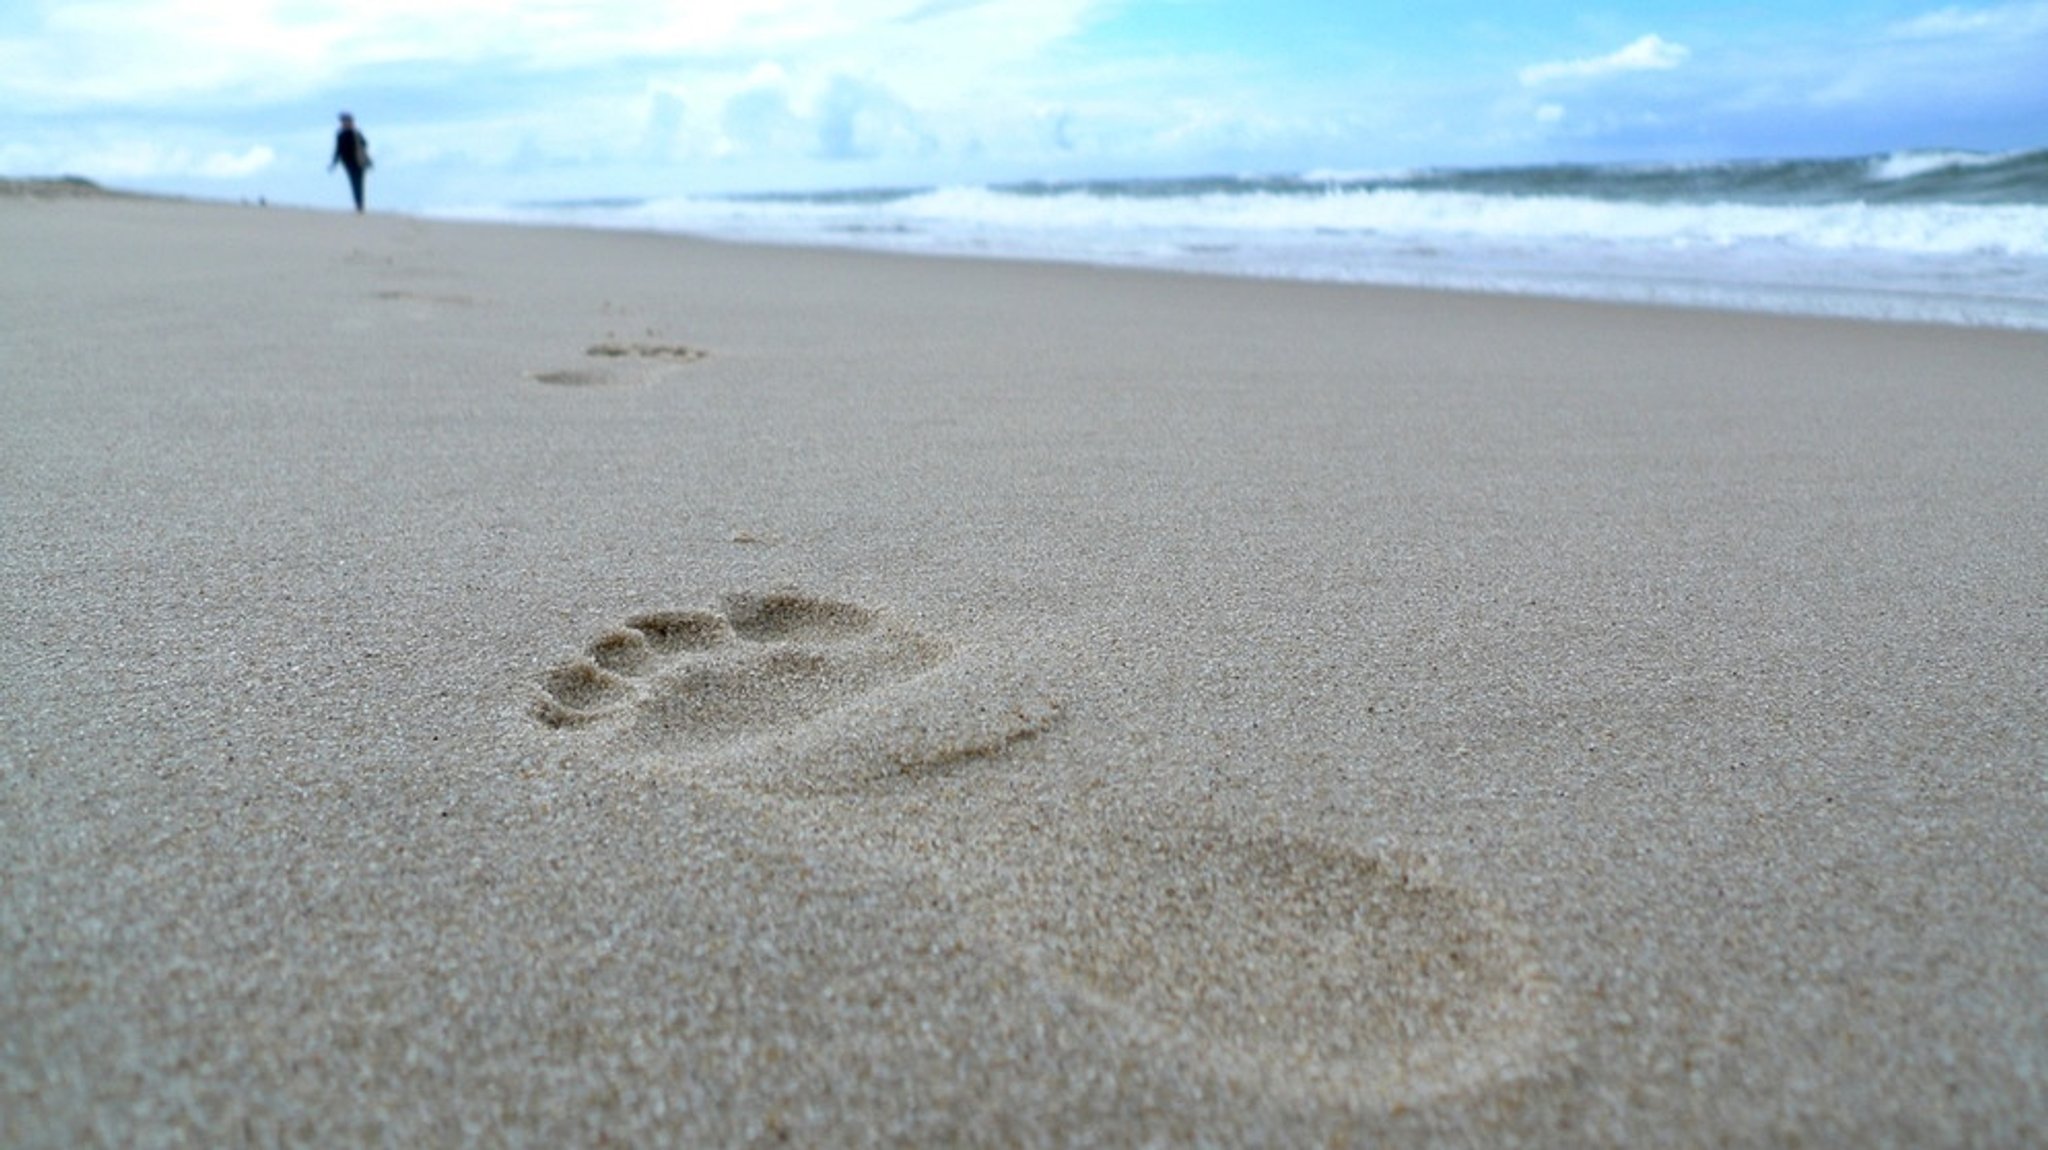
[1520,34,1690,87]
[1888,1,2048,38]
[710,67,937,163]
[196,145,277,177]
[1797,2,2048,116]
[720,84,808,157]
[39,140,278,180]
[812,75,931,159]
[1893,6,1998,34]
[0,0,1105,108]
[2,0,344,105]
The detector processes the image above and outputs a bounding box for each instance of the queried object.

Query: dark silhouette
[329,113,371,213]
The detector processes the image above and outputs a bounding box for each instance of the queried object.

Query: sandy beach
[4,190,2045,1146]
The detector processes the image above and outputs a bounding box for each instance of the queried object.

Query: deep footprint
[534,591,953,756]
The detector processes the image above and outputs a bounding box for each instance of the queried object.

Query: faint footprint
[530,340,708,386]
[921,814,1561,1106]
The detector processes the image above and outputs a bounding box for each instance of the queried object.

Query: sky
[3,0,2045,209]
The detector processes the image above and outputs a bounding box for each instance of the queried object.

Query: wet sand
[3,193,2045,1146]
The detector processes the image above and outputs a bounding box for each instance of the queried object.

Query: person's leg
[347,167,366,212]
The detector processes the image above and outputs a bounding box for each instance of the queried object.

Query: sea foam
[435,149,2048,329]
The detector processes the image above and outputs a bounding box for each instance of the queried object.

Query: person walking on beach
[330,113,372,213]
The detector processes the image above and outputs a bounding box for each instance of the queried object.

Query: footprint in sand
[373,288,475,306]
[534,590,1058,791]
[953,818,1559,1105]
[531,591,1559,1107]
[530,341,708,387]
[535,590,940,738]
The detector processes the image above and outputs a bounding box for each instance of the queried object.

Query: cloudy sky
[3,0,2044,209]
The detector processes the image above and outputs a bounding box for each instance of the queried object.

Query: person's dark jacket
[333,128,370,173]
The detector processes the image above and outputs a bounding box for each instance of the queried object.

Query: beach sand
[3,192,2045,1146]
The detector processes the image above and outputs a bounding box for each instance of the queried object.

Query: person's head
[339,112,354,126]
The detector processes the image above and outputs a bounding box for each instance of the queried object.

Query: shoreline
[423,158,2048,334]
[5,193,2046,1146]
[421,200,2048,335]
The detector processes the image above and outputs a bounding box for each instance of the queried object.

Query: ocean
[436,148,2048,330]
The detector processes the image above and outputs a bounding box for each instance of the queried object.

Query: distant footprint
[373,288,475,306]
[585,341,708,364]
[530,340,707,387]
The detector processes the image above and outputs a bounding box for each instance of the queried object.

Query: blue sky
[3,1,2044,209]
